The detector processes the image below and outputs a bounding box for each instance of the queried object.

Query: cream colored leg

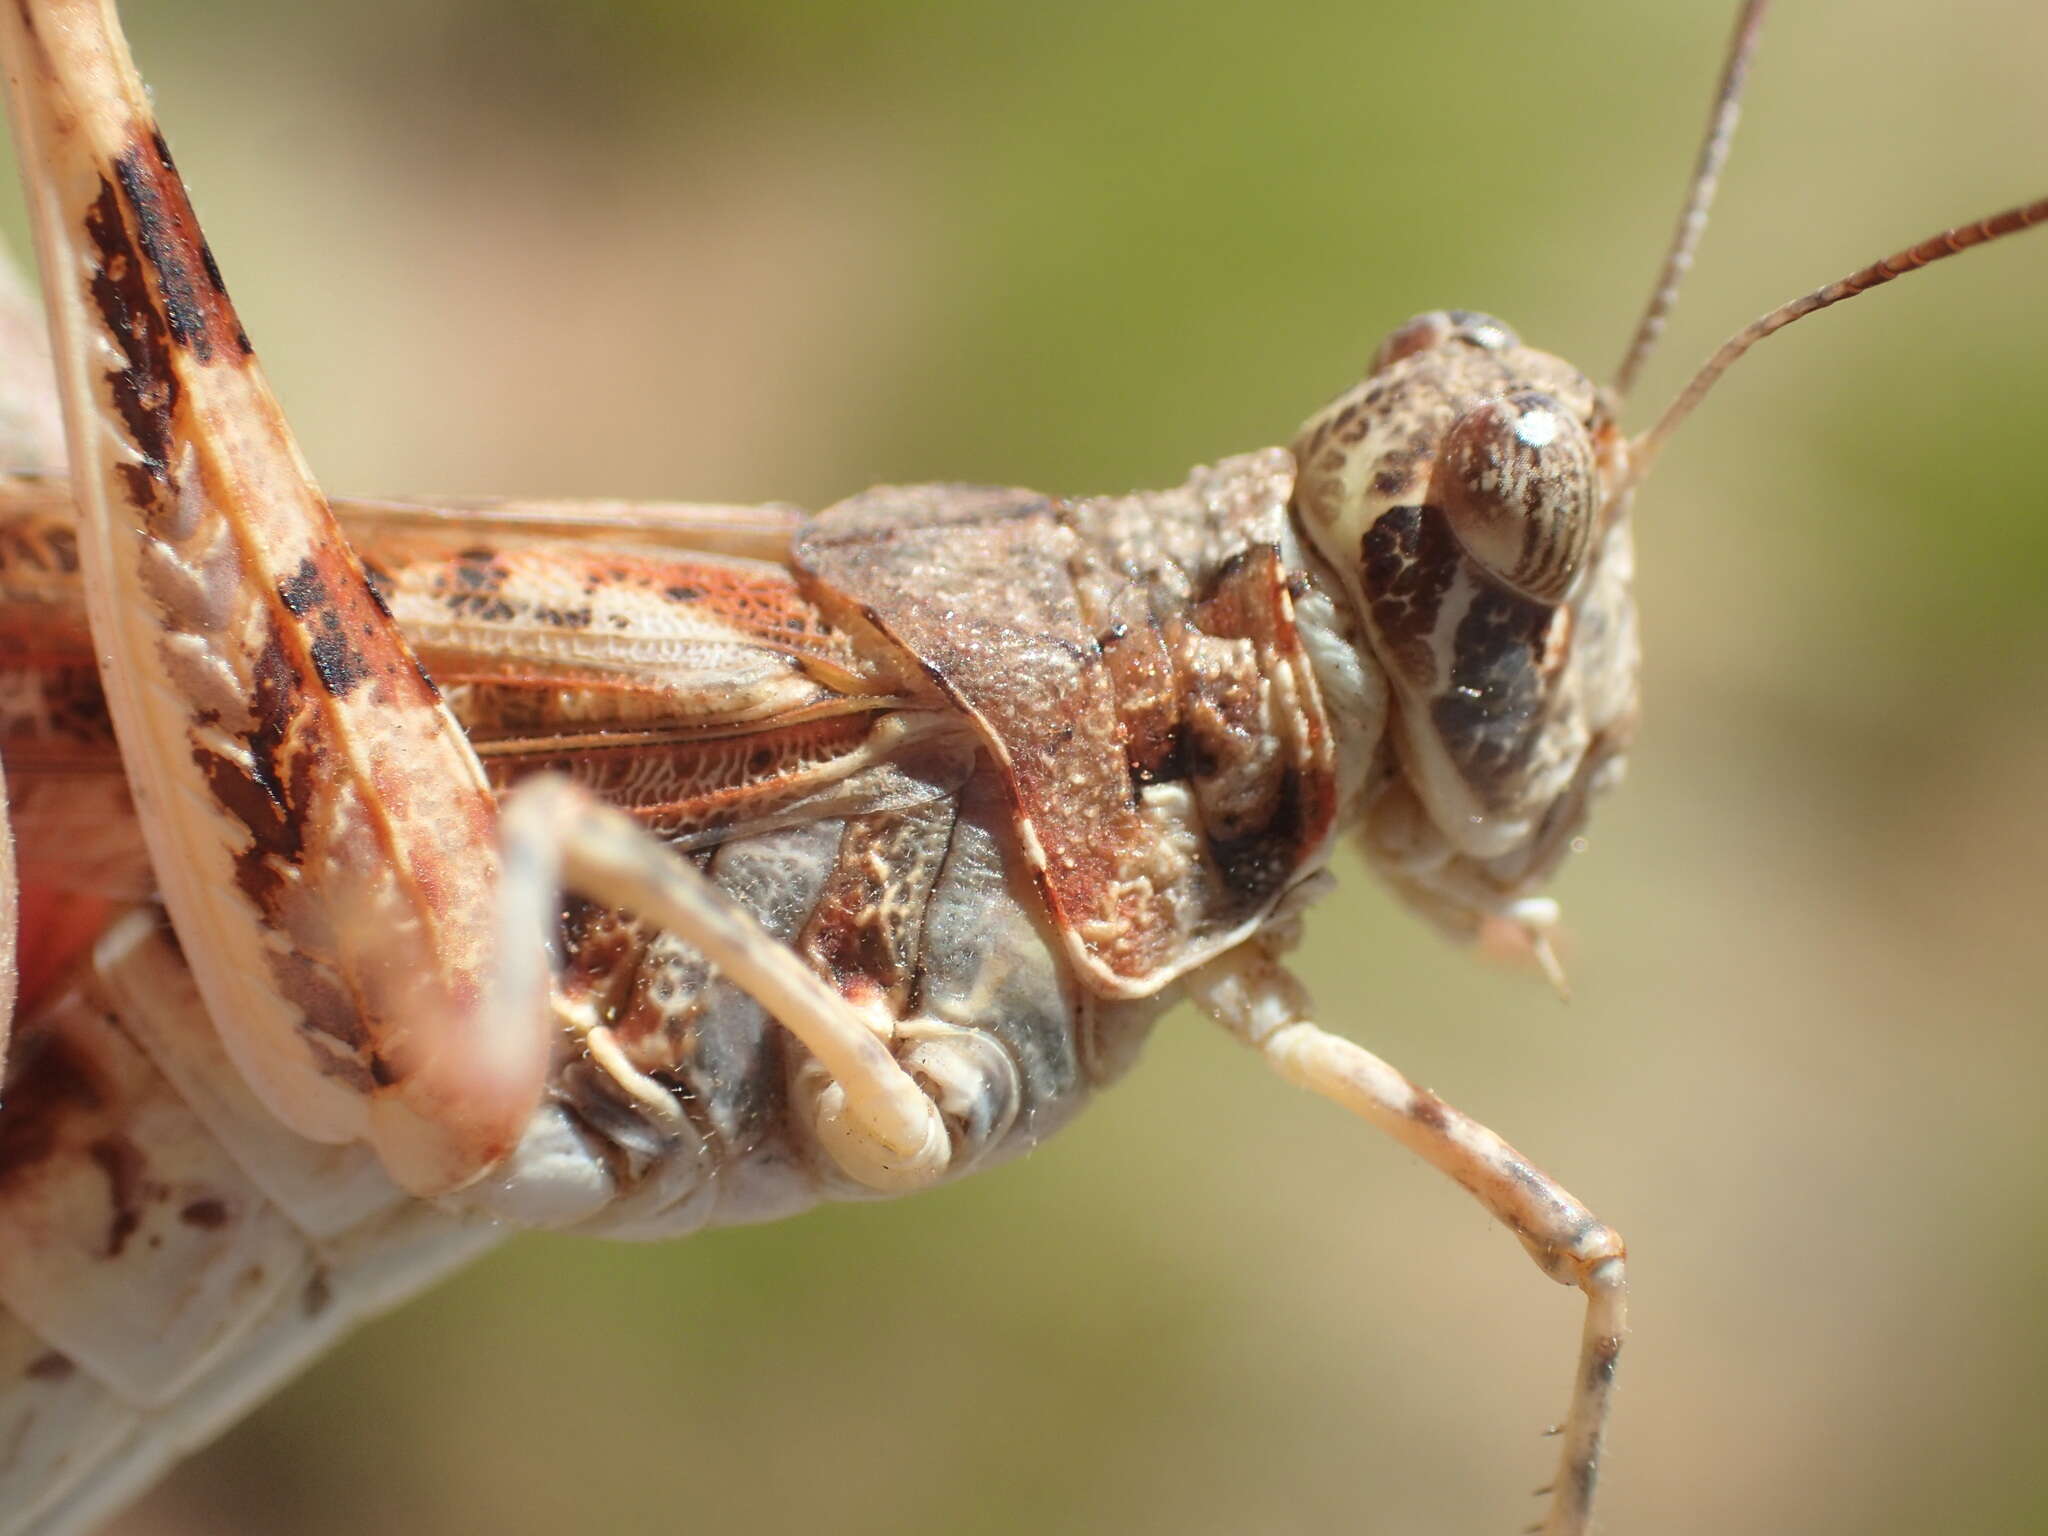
[1186,944,1625,1536]
[493,775,951,1191]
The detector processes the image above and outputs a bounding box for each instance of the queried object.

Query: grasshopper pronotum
[0,0,2039,1531]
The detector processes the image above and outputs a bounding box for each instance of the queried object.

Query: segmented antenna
[1627,196,2048,488]
[1611,0,1772,402]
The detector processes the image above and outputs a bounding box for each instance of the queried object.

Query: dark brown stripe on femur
[277,558,371,698]
[109,129,253,364]
[82,176,177,484]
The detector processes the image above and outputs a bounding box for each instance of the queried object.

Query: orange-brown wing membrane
[357,530,886,734]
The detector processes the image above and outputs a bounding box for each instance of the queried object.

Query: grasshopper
[0,2,2042,1533]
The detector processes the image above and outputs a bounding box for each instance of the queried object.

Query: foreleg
[1187,944,1626,1536]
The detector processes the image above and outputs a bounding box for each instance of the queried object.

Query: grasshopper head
[1278,0,2045,974]
[1291,311,1639,952]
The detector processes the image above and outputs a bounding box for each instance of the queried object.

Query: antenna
[1627,197,2048,489]
[1611,0,1773,403]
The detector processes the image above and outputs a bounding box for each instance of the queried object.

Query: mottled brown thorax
[796,450,1347,997]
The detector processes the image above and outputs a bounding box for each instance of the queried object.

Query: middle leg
[491,775,954,1193]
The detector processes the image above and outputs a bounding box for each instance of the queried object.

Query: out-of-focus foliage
[4,1,2038,1532]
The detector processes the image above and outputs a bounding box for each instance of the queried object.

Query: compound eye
[1371,310,1521,371]
[1437,390,1597,603]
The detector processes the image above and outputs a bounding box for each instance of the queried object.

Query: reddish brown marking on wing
[484,713,882,840]
[371,540,871,668]
[603,546,854,654]
[0,505,890,744]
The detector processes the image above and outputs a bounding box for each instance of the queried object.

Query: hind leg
[0,0,543,1191]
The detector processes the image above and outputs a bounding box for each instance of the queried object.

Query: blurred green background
[7,0,2042,1532]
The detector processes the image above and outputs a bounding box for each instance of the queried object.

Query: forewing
[0,507,970,898]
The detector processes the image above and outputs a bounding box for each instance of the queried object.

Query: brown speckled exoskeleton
[0,1,2039,1532]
